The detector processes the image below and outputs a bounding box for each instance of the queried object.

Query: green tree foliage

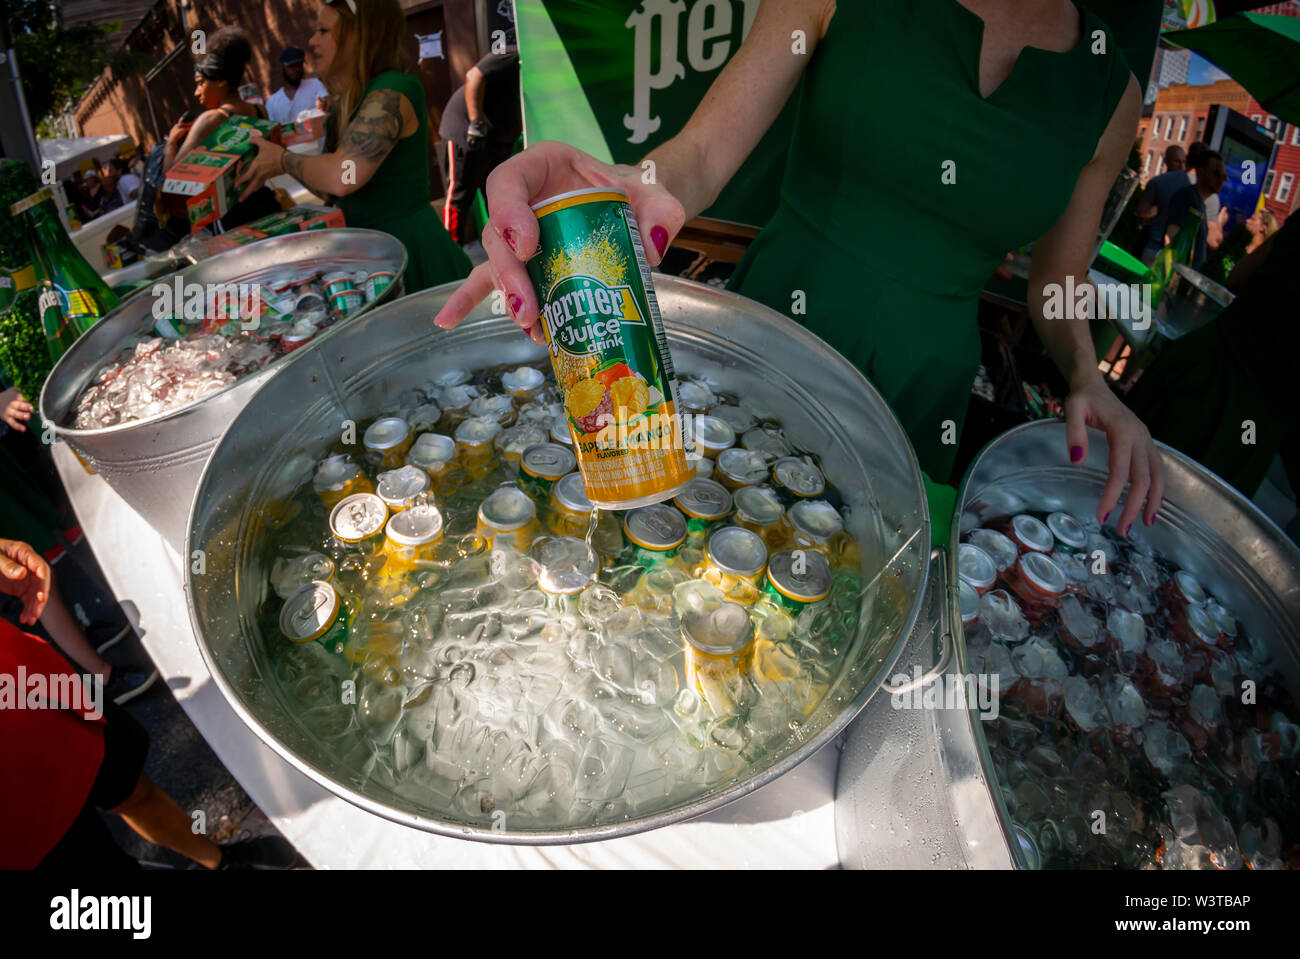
[5,1,122,127]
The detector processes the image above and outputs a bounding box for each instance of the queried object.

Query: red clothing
[0,617,106,868]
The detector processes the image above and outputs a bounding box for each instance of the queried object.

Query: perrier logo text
[542,274,645,357]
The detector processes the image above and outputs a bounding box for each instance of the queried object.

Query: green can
[764,549,832,612]
[526,187,694,510]
[622,502,687,569]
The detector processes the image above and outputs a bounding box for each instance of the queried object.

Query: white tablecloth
[53,442,843,868]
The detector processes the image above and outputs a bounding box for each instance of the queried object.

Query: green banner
[516,0,797,228]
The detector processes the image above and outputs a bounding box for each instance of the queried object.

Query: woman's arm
[236,88,418,200]
[433,0,835,335]
[164,109,225,170]
[644,0,835,219]
[1027,75,1165,531]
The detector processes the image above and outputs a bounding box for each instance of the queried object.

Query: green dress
[338,71,471,293]
[728,0,1131,483]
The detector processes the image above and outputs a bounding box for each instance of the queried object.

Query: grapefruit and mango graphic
[565,358,663,437]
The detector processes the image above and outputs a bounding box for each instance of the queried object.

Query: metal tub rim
[39,227,408,442]
[185,275,932,844]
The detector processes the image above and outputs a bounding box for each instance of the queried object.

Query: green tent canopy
[1163,13,1300,125]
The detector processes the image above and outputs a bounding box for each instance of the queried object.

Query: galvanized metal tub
[39,228,407,546]
[835,419,1300,868]
[185,275,931,843]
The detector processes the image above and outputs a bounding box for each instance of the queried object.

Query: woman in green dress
[436,0,1164,535]
[237,0,470,292]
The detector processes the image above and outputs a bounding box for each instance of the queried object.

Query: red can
[1005,550,1066,624]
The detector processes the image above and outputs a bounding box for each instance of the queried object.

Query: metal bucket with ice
[836,420,1300,869]
[39,229,406,543]
[185,275,931,842]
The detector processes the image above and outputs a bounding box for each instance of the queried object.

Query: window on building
[1165,116,1175,138]
[1252,113,1263,123]
[1279,173,1295,205]
[1293,125,1300,147]
[1143,151,1153,176]
[1195,116,1206,140]
[1263,171,1275,198]
[1177,116,1188,141]
[1265,116,1278,133]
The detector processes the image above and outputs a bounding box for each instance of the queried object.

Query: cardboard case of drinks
[161,115,282,232]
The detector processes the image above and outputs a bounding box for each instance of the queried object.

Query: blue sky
[1187,51,1232,85]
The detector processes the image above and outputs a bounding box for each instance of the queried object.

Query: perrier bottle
[10,187,119,363]
[1145,207,1203,312]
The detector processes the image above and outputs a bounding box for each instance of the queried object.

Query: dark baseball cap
[281,46,305,65]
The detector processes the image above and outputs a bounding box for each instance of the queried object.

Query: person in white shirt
[265,46,328,128]
[112,158,140,204]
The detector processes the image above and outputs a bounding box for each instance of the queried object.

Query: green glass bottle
[10,188,119,362]
[1146,207,1203,311]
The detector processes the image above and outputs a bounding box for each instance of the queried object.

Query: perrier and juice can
[527,187,693,510]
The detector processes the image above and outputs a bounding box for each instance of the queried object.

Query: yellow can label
[529,189,693,508]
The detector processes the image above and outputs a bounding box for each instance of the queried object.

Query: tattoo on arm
[339,89,404,164]
[283,150,307,182]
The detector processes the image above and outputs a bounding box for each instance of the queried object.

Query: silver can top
[788,499,843,541]
[363,416,410,452]
[1019,550,1066,596]
[958,543,997,591]
[552,471,591,513]
[386,503,444,547]
[1046,511,1087,550]
[376,465,431,507]
[716,447,770,486]
[733,485,784,527]
[407,433,455,469]
[455,415,503,447]
[708,404,757,434]
[741,427,793,460]
[673,477,733,520]
[1173,569,1206,606]
[501,366,545,394]
[313,454,362,493]
[469,393,516,423]
[682,601,755,657]
[706,525,768,578]
[624,503,688,551]
[686,414,736,454]
[329,493,388,542]
[772,456,825,498]
[521,442,577,480]
[1011,514,1054,553]
[766,548,831,603]
[478,486,537,531]
[495,423,550,457]
[279,581,340,643]
[529,536,598,595]
[549,418,574,446]
[969,528,1020,571]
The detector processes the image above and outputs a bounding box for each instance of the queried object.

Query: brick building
[1137,79,1299,224]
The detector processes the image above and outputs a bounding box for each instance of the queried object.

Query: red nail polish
[1070,445,1083,463]
[507,294,522,316]
[1102,511,1110,523]
[650,225,668,258]
[503,227,517,253]
[1122,522,1131,536]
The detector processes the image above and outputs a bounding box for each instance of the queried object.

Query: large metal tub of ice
[835,420,1300,868]
[39,228,406,545]
[185,275,931,843]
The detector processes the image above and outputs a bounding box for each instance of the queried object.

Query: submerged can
[547,471,594,538]
[623,503,688,568]
[329,492,389,553]
[520,442,578,498]
[764,548,831,612]
[364,417,413,470]
[280,580,349,651]
[704,525,768,604]
[476,486,540,551]
[382,504,444,575]
[682,601,755,709]
[527,187,694,509]
[313,454,373,510]
[375,464,431,510]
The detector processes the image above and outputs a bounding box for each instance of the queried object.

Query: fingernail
[1070,446,1084,463]
[1102,511,1111,523]
[1122,522,1132,536]
[650,225,668,259]
[1145,511,1156,526]
[507,294,523,317]
[502,227,517,253]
